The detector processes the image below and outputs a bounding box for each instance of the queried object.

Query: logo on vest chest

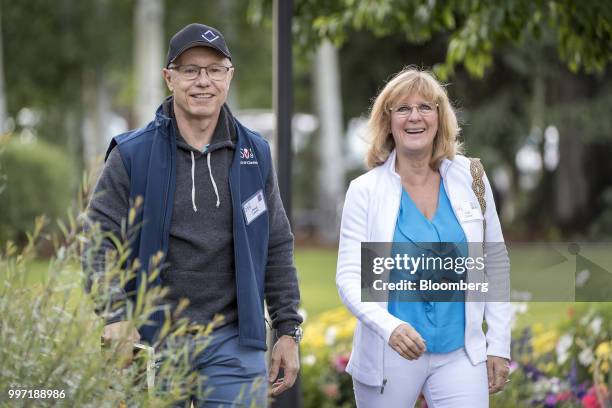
[240,147,258,165]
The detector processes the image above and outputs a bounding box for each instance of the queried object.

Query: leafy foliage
[252,0,612,79]
[0,136,76,244]
[0,176,229,406]
[1,0,133,117]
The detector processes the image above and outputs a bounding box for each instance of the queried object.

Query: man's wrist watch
[286,326,303,344]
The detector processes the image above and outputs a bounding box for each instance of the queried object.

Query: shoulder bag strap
[469,157,487,247]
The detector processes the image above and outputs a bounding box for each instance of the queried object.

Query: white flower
[325,325,338,345]
[532,378,551,399]
[556,333,573,365]
[579,312,592,326]
[549,377,561,394]
[302,354,316,366]
[590,316,603,335]
[578,347,594,366]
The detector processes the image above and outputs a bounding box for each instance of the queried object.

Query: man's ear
[162,68,174,92]
[225,67,235,89]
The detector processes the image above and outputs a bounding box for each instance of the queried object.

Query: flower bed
[301,304,612,407]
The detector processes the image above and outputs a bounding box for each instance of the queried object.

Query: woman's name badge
[456,200,483,223]
[242,189,267,225]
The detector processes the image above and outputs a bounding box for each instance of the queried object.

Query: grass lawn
[295,247,341,318]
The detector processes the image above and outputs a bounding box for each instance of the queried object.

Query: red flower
[333,354,350,373]
[582,385,609,408]
[582,394,599,408]
[567,306,575,319]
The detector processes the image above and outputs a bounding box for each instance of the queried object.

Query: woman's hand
[388,323,426,360]
[487,356,510,394]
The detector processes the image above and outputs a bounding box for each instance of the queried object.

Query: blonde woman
[336,67,510,407]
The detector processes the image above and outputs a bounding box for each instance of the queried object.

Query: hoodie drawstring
[207,152,220,208]
[190,150,221,212]
[190,151,198,212]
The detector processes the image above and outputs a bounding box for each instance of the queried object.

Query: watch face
[293,326,303,342]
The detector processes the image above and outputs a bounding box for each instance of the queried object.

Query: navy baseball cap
[165,23,232,67]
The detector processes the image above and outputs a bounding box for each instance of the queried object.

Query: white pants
[353,346,489,408]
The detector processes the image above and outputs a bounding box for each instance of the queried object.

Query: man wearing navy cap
[85,23,302,406]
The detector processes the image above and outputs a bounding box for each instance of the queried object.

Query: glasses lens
[393,103,436,116]
[206,65,225,81]
[178,65,200,80]
[418,103,435,115]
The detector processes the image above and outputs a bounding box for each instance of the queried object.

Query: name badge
[456,200,483,223]
[242,189,267,225]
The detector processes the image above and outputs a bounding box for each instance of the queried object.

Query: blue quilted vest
[105,103,270,349]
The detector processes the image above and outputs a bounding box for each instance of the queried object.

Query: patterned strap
[469,157,487,245]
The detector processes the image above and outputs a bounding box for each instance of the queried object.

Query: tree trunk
[0,3,8,132]
[314,40,344,244]
[218,0,239,109]
[134,0,164,127]
[556,132,587,226]
[552,73,588,230]
[81,68,112,176]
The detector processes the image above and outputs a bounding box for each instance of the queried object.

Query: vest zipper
[228,164,241,335]
[160,140,174,252]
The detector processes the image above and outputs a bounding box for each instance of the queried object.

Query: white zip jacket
[336,150,511,387]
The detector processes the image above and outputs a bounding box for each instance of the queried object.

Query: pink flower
[556,390,572,402]
[321,383,339,399]
[333,354,350,373]
[582,385,609,408]
[582,394,599,408]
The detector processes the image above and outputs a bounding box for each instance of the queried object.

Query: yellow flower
[302,307,357,353]
[532,322,546,335]
[595,341,612,360]
[532,329,558,357]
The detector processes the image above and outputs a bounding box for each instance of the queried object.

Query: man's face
[162,47,234,121]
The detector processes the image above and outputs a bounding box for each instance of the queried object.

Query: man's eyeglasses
[168,64,233,81]
[390,102,438,117]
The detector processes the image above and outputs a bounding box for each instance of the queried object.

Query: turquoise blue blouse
[387,178,467,353]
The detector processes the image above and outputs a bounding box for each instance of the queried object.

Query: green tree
[284,0,611,79]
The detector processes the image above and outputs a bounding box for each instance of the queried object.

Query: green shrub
[0,136,76,244]
[0,209,219,406]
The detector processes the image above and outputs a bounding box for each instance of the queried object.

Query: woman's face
[389,93,439,156]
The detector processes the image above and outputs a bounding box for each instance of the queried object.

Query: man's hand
[102,321,140,366]
[487,356,510,394]
[268,335,299,396]
[389,323,426,360]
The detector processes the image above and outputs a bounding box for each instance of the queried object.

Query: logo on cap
[202,30,219,43]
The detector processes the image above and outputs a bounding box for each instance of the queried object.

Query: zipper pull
[380,378,387,394]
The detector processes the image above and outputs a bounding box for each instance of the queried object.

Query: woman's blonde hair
[365,67,462,169]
